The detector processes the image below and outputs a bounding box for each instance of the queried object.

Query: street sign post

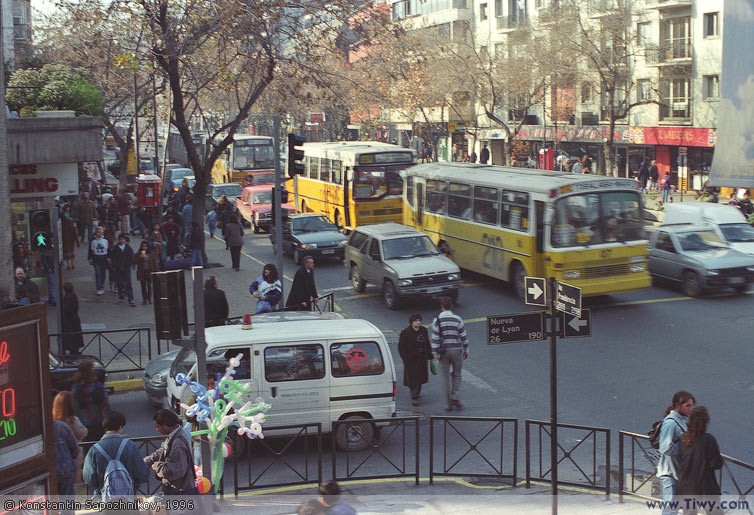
[487,312,545,344]
[555,281,582,317]
[525,276,547,306]
[559,309,592,338]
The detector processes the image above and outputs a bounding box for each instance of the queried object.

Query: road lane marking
[462,369,498,393]
[321,285,353,293]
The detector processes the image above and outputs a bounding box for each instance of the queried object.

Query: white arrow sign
[528,282,543,300]
[568,317,588,332]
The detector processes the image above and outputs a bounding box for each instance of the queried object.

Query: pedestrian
[111,233,136,306]
[317,480,355,515]
[297,499,327,515]
[83,411,150,500]
[224,214,245,271]
[398,313,432,407]
[657,390,696,515]
[188,221,204,267]
[144,409,203,500]
[131,206,146,236]
[286,256,318,311]
[54,418,80,503]
[135,241,158,305]
[479,144,489,164]
[71,360,111,442]
[661,173,673,204]
[469,150,477,163]
[181,195,193,242]
[738,190,754,217]
[41,253,57,306]
[727,191,740,208]
[204,276,229,327]
[14,266,40,303]
[15,285,32,305]
[649,160,659,190]
[177,179,192,209]
[146,222,167,268]
[76,192,97,243]
[218,202,234,249]
[161,215,182,261]
[163,204,184,228]
[98,196,119,238]
[250,263,282,313]
[677,406,724,515]
[62,210,80,270]
[572,160,583,174]
[12,241,31,273]
[431,296,469,412]
[117,191,131,235]
[639,162,650,193]
[61,282,84,355]
[53,391,87,492]
[207,209,217,239]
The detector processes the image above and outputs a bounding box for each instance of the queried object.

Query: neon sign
[0,341,16,442]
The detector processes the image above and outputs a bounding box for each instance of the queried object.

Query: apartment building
[388,0,722,188]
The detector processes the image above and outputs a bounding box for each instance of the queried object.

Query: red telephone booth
[136,174,161,208]
[539,147,554,170]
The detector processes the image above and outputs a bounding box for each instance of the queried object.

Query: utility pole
[273,116,285,302]
[549,276,559,515]
[0,7,11,305]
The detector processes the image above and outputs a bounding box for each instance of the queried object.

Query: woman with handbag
[398,314,433,406]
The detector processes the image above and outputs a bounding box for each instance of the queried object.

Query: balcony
[648,0,692,10]
[588,0,621,18]
[537,5,560,24]
[646,41,693,65]
[496,14,527,32]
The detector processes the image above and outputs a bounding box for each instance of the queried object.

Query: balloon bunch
[176,353,271,493]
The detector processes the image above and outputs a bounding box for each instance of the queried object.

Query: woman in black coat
[61,282,84,355]
[677,406,724,515]
[397,313,432,406]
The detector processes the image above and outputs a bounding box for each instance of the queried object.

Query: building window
[637,22,650,46]
[581,82,592,103]
[660,17,691,59]
[495,0,503,17]
[480,3,488,20]
[660,78,690,120]
[703,75,719,99]
[637,79,651,102]
[703,12,719,38]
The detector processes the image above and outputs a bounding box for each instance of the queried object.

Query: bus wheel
[334,210,343,231]
[511,262,526,301]
[438,241,452,257]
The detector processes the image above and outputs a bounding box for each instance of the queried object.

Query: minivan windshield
[383,236,440,260]
[720,223,754,242]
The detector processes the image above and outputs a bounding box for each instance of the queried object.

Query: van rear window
[264,345,325,382]
[330,341,385,377]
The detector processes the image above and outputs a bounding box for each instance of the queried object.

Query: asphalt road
[109,226,754,480]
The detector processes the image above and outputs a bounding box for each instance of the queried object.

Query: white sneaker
[97,290,104,295]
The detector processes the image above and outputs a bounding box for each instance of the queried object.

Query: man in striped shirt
[431,296,469,411]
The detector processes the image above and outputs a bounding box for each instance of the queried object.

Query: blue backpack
[93,439,134,501]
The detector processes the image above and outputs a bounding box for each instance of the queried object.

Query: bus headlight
[630,263,646,272]
[564,270,581,279]
[447,273,459,281]
[629,256,644,263]
[398,279,412,287]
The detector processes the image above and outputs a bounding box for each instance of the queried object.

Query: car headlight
[447,273,459,281]
[398,279,412,287]
[300,243,317,249]
[630,263,646,272]
[747,266,754,272]
[337,240,347,246]
[564,270,581,279]
[151,373,165,386]
[707,270,719,276]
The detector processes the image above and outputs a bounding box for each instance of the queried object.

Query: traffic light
[287,133,305,177]
[152,270,189,340]
[29,209,54,254]
[281,188,289,204]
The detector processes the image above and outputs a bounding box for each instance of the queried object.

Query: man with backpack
[83,411,150,501]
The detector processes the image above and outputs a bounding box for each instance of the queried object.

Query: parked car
[142,349,180,407]
[50,353,108,396]
[207,183,243,212]
[648,224,754,297]
[234,185,295,233]
[344,223,464,309]
[269,213,347,264]
[662,202,754,256]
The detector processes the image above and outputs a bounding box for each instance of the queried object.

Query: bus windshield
[383,236,440,260]
[233,142,275,170]
[352,169,403,199]
[551,191,644,247]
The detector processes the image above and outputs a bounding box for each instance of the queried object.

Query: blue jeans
[113,268,134,301]
[94,261,107,291]
[191,249,204,267]
[660,475,678,515]
[80,223,94,242]
[662,189,670,203]
[208,220,216,238]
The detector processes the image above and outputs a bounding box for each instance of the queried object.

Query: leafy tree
[6,64,104,116]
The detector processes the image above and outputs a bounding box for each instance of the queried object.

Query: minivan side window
[264,344,325,382]
[348,231,368,251]
[330,341,385,377]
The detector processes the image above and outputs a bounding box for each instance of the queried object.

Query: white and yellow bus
[211,134,276,186]
[294,141,417,230]
[403,163,651,300]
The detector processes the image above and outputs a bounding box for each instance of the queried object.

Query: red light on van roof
[550,189,558,198]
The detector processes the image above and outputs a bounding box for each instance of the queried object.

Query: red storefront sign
[513,125,716,148]
[642,127,716,147]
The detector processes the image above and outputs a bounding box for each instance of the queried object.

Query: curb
[107,378,143,392]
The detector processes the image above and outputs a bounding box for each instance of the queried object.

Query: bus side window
[310,157,320,180]
[473,186,498,224]
[448,183,471,219]
[304,157,312,178]
[406,176,414,207]
[425,180,447,214]
[332,160,342,185]
[501,190,530,232]
[320,158,331,182]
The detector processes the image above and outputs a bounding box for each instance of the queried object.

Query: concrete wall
[7,117,104,165]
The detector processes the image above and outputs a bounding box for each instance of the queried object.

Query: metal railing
[430,416,518,485]
[50,327,153,374]
[332,417,420,485]
[526,420,611,497]
[234,423,322,493]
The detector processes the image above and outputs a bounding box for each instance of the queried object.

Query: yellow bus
[211,134,276,186]
[294,141,417,230]
[403,163,651,300]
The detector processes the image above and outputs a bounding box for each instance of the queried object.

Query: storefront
[637,127,717,191]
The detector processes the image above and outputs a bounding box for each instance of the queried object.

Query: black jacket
[286,266,318,309]
[204,287,229,327]
[677,432,723,497]
[61,292,84,354]
[398,326,431,388]
[110,243,134,271]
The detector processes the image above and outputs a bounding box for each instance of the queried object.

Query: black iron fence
[526,419,611,497]
[50,327,153,374]
[332,417,420,485]
[429,416,518,486]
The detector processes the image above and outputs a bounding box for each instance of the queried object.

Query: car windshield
[678,230,726,251]
[252,191,272,204]
[173,169,193,181]
[551,192,645,247]
[292,216,336,233]
[383,236,440,260]
[170,348,196,379]
[213,185,243,198]
[720,223,754,242]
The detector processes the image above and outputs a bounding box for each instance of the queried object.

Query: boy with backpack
[83,411,150,501]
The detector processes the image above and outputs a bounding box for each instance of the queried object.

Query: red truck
[235,185,295,233]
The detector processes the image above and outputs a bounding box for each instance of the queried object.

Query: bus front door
[415,182,424,230]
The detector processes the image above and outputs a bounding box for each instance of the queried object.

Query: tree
[6,64,104,116]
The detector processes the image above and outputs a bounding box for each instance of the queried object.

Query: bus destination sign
[359,152,413,165]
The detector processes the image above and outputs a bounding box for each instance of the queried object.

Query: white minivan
[662,202,754,255]
[165,312,397,452]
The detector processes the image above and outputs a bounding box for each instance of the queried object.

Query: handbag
[429,359,438,375]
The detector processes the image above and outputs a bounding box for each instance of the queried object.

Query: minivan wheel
[383,280,401,310]
[682,271,703,297]
[351,266,366,293]
[335,416,374,452]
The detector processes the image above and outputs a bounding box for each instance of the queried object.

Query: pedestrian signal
[29,209,53,254]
